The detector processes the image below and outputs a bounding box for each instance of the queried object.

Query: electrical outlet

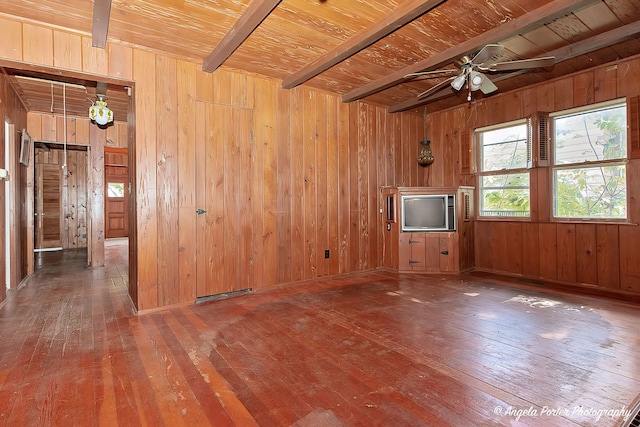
[324,249,330,259]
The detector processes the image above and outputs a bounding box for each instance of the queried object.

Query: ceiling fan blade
[404,69,458,79]
[470,44,504,66]
[493,56,555,71]
[479,77,498,95]
[417,76,456,99]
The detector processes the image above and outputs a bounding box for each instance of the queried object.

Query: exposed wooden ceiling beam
[203,0,282,73]
[343,0,601,103]
[92,0,112,49]
[388,19,640,113]
[281,0,447,90]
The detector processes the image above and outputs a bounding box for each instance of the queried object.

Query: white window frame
[550,98,628,221]
[475,119,531,218]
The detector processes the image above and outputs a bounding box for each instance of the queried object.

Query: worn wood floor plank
[0,241,637,426]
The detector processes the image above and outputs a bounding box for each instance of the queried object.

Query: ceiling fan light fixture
[451,74,466,91]
[469,71,484,91]
[89,94,113,126]
[408,44,556,104]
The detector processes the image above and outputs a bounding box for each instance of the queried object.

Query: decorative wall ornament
[417,139,434,166]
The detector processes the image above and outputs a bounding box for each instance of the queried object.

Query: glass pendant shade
[451,74,466,91]
[89,96,113,126]
[417,139,435,166]
[469,71,484,92]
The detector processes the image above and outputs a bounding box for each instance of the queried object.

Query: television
[401,194,455,232]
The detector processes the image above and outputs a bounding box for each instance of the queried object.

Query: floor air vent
[196,288,251,304]
[622,395,640,427]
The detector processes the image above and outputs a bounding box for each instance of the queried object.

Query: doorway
[0,59,137,304]
[105,147,129,239]
[33,144,90,273]
[195,102,253,298]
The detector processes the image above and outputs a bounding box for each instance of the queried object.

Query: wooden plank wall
[6,14,639,308]
[141,58,424,310]
[0,16,426,311]
[26,114,127,147]
[426,56,640,295]
[0,73,28,301]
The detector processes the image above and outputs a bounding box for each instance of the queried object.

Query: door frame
[4,120,12,291]
[0,58,137,299]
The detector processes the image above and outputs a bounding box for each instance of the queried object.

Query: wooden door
[195,102,253,298]
[35,163,62,249]
[105,166,128,238]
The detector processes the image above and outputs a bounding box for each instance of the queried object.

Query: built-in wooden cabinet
[382,186,474,273]
[398,232,459,272]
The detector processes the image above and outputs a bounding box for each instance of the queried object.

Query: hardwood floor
[0,242,638,426]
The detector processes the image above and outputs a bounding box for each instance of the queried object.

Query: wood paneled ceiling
[3,70,129,123]
[2,0,640,114]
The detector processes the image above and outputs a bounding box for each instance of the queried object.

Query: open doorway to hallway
[33,143,88,268]
[0,59,136,305]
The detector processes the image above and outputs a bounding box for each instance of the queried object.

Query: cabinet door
[399,232,425,270]
[423,233,441,272]
[409,234,426,270]
[399,232,460,272]
[438,233,456,272]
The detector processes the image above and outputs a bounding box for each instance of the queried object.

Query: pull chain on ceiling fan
[405,44,555,101]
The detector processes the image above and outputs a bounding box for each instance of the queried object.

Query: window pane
[481,173,530,217]
[108,182,125,198]
[554,165,626,218]
[554,104,626,165]
[481,124,528,171]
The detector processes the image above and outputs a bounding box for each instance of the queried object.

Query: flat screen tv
[401,194,455,232]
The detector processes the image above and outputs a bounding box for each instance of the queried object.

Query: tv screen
[401,194,455,232]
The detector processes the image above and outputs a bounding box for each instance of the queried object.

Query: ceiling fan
[405,44,555,101]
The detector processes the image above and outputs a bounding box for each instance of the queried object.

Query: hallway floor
[0,242,638,426]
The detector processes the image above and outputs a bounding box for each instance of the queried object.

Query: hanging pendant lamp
[89,94,114,126]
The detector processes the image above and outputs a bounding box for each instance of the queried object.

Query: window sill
[476,216,531,222]
[475,216,638,226]
[551,218,637,226]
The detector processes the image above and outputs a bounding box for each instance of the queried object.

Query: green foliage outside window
[481,173,530,216]
[553,103,627,219]
[479,123,530,217]
[108,182,125,198]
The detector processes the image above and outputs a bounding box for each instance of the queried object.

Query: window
[552,100,627,219]
[107,182,125,198]
[476,120,530,217]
